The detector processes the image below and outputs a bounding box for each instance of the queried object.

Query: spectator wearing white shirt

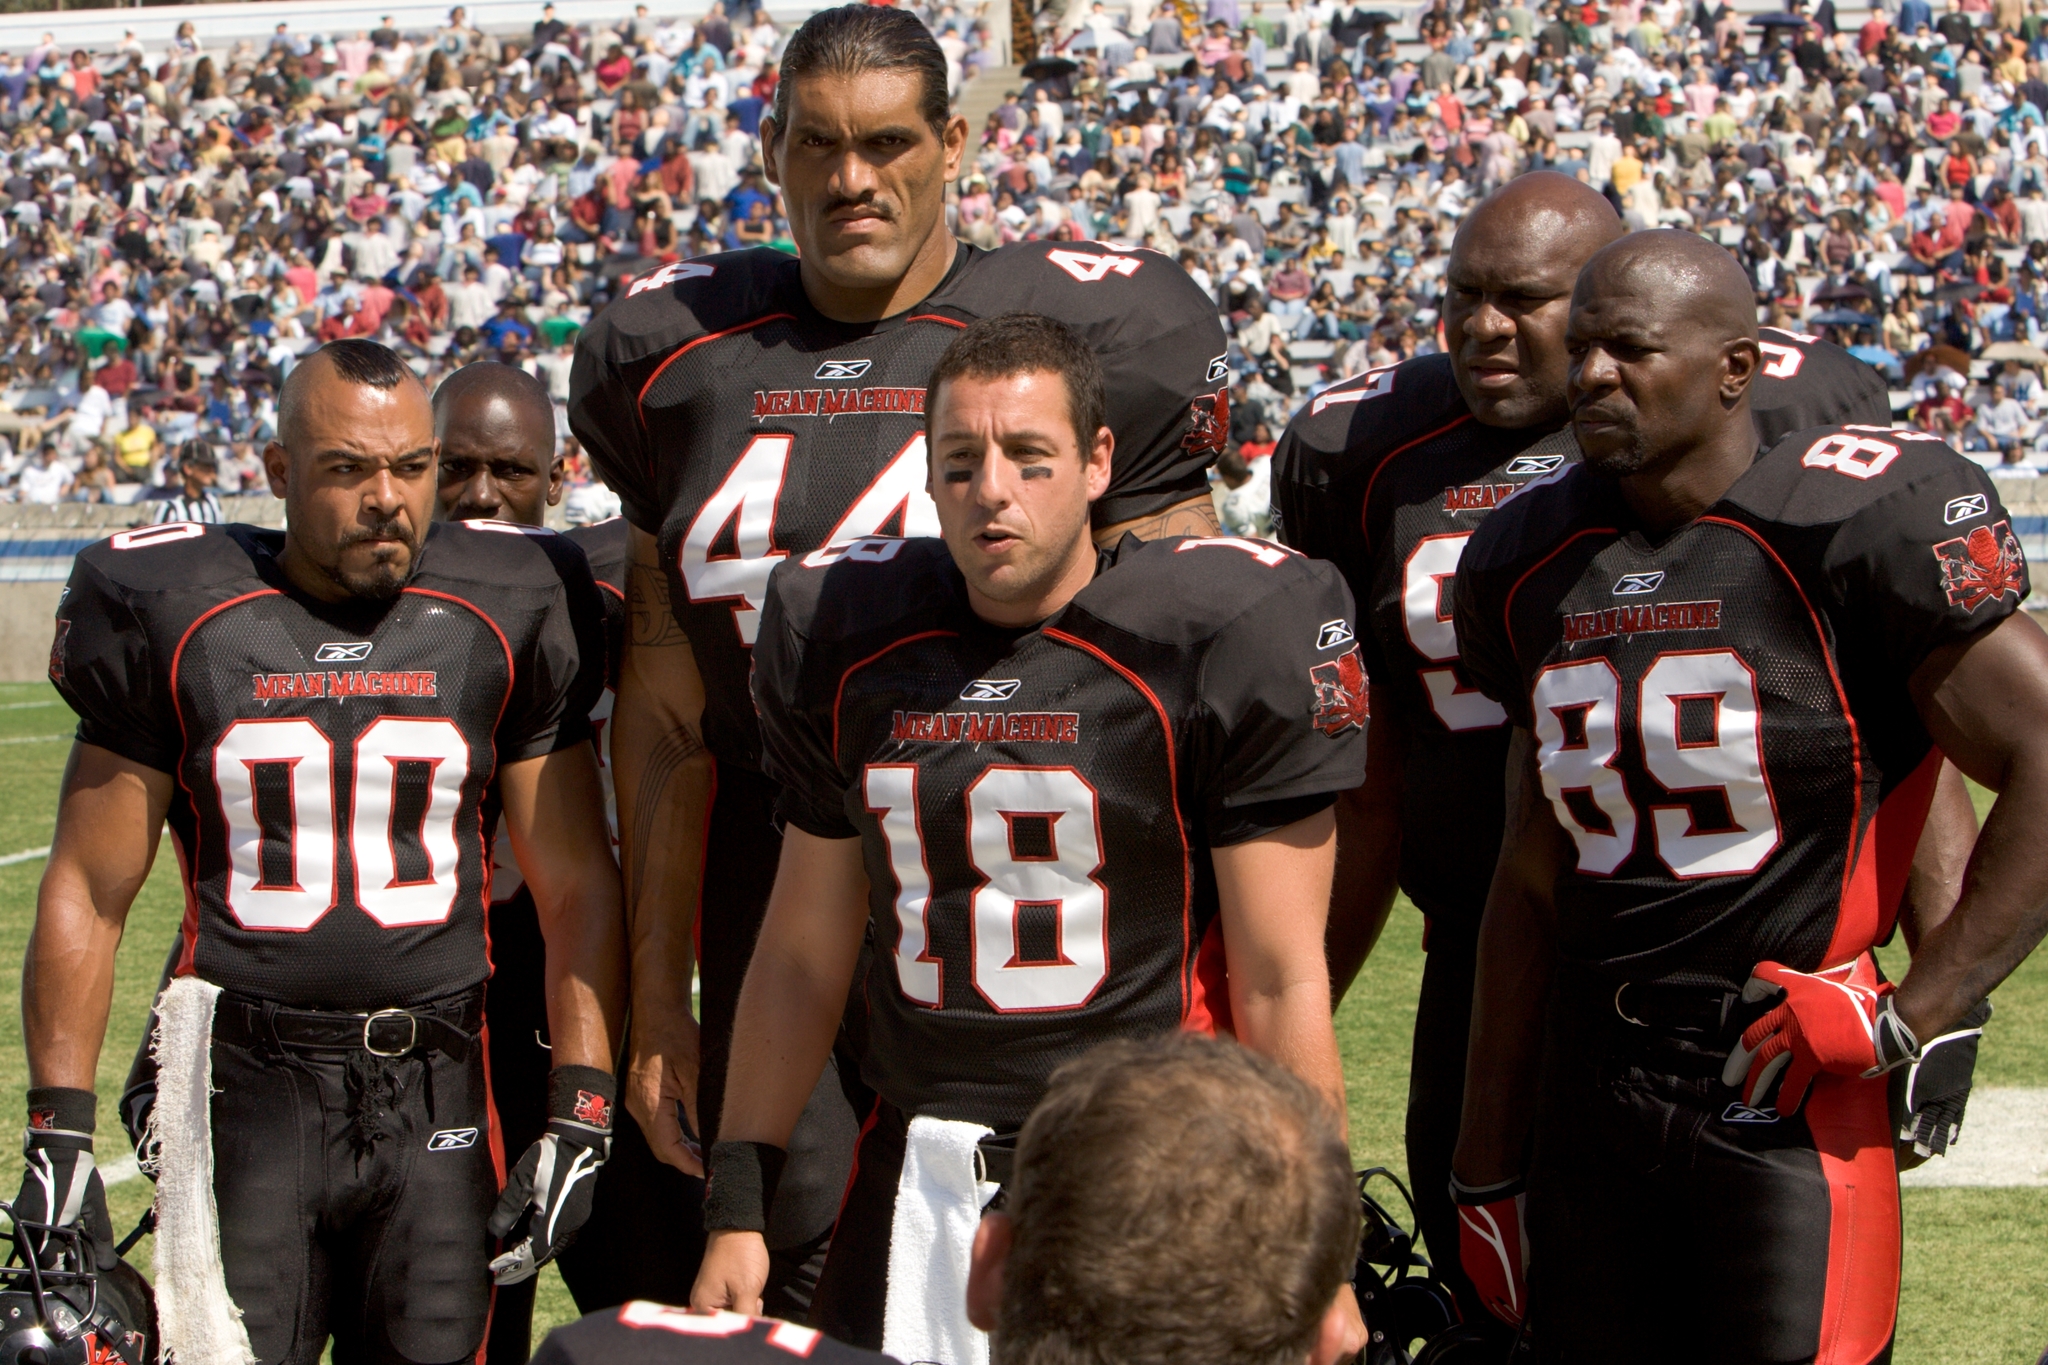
[14,443,72,505]
[447,264,496,331]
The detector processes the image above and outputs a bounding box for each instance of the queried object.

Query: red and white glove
[1721,958,1921,1115]
[1450,1174,1528,1328]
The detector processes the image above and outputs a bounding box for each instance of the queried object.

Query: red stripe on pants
[1805,1070,1900,1364]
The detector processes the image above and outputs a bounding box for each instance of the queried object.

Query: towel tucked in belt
[882,1116,1000,1365]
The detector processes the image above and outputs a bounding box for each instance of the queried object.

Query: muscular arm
[1899,759,1978,952]
[498,746,628,1072]
[24,743,172,1090]
[692,828,870,1315]
[613,523,716,1172]
[1214,807,1349,1133]
[1897,611,2048,1040]
[1092,492,1221,546]
[1452,727,1570,1187]
[1328,684,1405,1005]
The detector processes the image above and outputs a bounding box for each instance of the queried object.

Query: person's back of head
[979,1035,1359,1365]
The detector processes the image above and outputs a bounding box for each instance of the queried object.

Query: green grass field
[0,676,2041,1360]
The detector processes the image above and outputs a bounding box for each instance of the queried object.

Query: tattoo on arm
[629,563,690,648]
[1092,495,1223,547]
[626,723,707,908]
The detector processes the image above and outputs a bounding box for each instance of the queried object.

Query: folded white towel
[882,1115,1000,1365]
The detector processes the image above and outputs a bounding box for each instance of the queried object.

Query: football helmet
[0,1202,154,1365]
[1351,1169,1460,1365]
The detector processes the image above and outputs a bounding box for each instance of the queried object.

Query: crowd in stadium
[9,0,2048,516]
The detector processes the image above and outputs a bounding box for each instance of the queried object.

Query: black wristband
[703,1140,787,1233]
[26,1087,95,1137]
[546,1066,616,1133]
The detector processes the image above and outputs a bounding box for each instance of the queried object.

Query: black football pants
[210,1005,496,1365]
[807,1098,912,1350]
[1526,987,1900,1364]
[1405,914,1515,1346]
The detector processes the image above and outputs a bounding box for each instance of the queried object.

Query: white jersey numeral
[863,762,1110,1012]
[802,435,941,568]
[865,764,943,1007]
[1402,533,1508,731]
[680,433,792,645]
[214,716,470,930]
[616,1302,822,1355]
[1531,650,1783,878]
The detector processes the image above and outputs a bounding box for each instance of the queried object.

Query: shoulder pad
[580,248,796,367]
[73,520,267,592]
[945,241,1223,355]
[1078,535,1348,643]
[1750,327,1893,446]
[566,516,630,582]
[765,537,958,645]
[417,517,588,588]
[1274,354,1467,489]
[1728,424,1984,526]
[1458,461,1602,577]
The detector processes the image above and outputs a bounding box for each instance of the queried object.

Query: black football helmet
[1351,1169,1460,1365]
[0,1202,154,1365]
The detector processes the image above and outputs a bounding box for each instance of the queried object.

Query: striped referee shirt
[148,490,224,525]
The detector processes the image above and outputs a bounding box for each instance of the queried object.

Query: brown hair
[926,313,1106,453]
[995,1034,1359,1365]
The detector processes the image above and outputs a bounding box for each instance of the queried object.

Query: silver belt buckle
[362,1009,418,1057]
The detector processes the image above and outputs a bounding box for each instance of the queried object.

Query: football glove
[13,1088,116,1270]
[488,1066,615,1285]
[1450,1173,1528,1328]
[1892,998,1992,1161]
[1722,958,1920,1115]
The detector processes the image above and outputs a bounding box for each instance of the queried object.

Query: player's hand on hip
[488,1066,616,1285]
[1450,1173,1529,1328]
[1722,958,1920,1115]
[14,1089,116,1270]
[692,1229,771,1317]
[626,1010,704,1177]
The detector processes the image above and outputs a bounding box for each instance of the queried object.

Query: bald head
[1567,229,1763,492]
[433,361,564,526]
[1444,172,1625,428]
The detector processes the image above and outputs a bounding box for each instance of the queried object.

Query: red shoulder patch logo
[1309,648,1370,736]
[1181,390,1229,455]
[1933,520,2027,612]
[46,619,69,685]
[572,1090,613,1129]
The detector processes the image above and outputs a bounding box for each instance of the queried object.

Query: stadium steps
[959,64,1024,154]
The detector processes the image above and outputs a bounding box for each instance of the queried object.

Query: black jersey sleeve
[1450,502,1540,731]
[569,331,661,532]
[752,561,858,840]
[49,554,178,773]
[496,530,610,764]
[1269,377,1376,654]
[567,518,631,689]
[1817,437,2027,676]
[1751,329,1893,448]
[1190,555,1368,845]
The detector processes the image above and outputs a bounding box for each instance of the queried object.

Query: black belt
[213,988,483,1062]
[974,1131,1019,1190]
[1610,980,1739,1036]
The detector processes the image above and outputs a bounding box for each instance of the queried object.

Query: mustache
[822,192,895,220]
[337,516,420,553]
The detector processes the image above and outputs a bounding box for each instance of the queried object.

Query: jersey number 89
[213,716,470,930]
[865,764,1109,1013]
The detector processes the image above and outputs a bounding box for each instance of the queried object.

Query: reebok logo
[815,359,873,380]
[315,641,373,662]
[1316,620,1355,650]
[428,1128,478,1151]
[1721,1103,1780,1125]
[1504,454,1566,476]
[1206,353,1230,383]
[961,679,1022,702]
[1945,493,1989,525]
[1612,572,1665,596]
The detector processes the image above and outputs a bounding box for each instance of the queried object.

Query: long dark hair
[769,5,949,146]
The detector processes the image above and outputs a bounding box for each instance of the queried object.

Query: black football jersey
[753,535,1366,1128]
[532,1303,898,1365]
[1453,424,2024,991]
[50,519,606,1009]
[489,516,628,902]
[570,241,1230,774]
[1271,336,1891,927]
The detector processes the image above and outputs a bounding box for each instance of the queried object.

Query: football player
[1269,172,1970,1336]
[1450,231,2048,1356]
[569,2,1232,1312]
[432,363,704,1351]
[536,1035,1362,1365]
[686,313,1365,1353]
[24,341,627,1365]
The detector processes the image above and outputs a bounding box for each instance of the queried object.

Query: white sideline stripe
[100,1154,141,1187]
[0,846,50,867]
[1901,1088,2048,1188]
[0,734,67,746]
[0,700,58,710]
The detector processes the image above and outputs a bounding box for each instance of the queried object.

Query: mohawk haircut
[278,339,424,446]
[926,313,1107,452]
[770,3,951,144]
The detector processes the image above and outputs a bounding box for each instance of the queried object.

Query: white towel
[147,976,257,1365]
[882,1116,1000,1365]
